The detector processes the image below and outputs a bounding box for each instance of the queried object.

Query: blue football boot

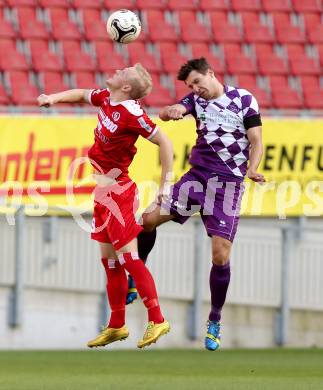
[126,275,138,305]
[205,320,221,351]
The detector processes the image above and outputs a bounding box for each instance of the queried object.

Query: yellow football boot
[87,325,129,348]
[137,320,170,349]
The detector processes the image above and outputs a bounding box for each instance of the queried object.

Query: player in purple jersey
[134,57,265,350]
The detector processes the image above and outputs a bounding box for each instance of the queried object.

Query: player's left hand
[248,170,266,183]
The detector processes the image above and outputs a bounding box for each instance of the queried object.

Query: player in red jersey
[37,64,173,348]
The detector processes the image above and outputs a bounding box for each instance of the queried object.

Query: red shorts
[91,180,143,250]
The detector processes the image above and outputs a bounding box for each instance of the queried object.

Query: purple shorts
[161,167,244,242]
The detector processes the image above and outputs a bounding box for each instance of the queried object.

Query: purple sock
[209,262,231,323]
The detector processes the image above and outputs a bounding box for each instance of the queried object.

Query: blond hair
[128,63,153,100]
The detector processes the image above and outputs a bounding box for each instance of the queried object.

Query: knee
[142,214,156,232]
[212,246,230,266]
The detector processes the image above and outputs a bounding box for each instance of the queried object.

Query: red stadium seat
[93,41,129,73]
[143,87,173,108]
[5,70,29,85]
[82,9,102,23]
[73,72,97,88]
[303,13,321,30]
[0,49,29,71]
[177,12,210,42]
[268,75,289,89]
[251,88,271,108]
[212,24,243,43]
[6,0,35,5]
[28,39,51,55]
[209,13,242,43]
[299,76,320,91]
[222,43,243,57]
[0,17,16,39]
[271,88,302,109]
[159,42,181,57]
[72,0,101,9]
[92,40,114,58]
[235,74,257,89]
[38,0,69,8]
[289,57,320,76]
[307,25,323,44]
[271,12,291,28]
[11,85,40,106]
[167,0,198,11]
[200,0,229,11]
[102,0,136,10]
[190,42,210,57]
[51,21,82,41]
[40,71,71,93]
[32,52,61,72]
[84,21,107,41]
[64,52,96,72]
[16,7,49,40]
[6,71,39,105]
[0,84,10,105]
[209,10,228,22]
[253,43,275,57]
[275,26,306,44]
[258,56,288,75]
[285,43,306,59]
[97,54,128,73]
[317,44,323,66]
[291,0,322,13]
[180,23,211,43]
[303,89,323,109]
[159,42,188,73]
[230,0,261,12]
[174,79,191,100]
[136,0,167,10]
[244,25,275,44]
[145,11,179,42]
[226,55,256,74]
[239,12,261,25]
[262,0,291,12]
[126,43,161,73]
[160,53,188,73]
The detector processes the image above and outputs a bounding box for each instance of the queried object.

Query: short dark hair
[177,57,211,81]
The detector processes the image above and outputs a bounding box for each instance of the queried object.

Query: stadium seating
[0,0,321,110]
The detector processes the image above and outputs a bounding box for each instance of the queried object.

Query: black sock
[137,229,157,264]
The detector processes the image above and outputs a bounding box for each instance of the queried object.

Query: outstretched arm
[159,104,187,121]
[37,89,92,107]
[247,126,265,183]
[149,129,174,199]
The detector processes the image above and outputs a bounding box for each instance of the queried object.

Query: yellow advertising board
[0,116,322,216]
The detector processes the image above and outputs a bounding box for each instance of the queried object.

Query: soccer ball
[106,9,141,44]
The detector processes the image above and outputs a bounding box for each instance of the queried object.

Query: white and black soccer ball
[106,9,141,44]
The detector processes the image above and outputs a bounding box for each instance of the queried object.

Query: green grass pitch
[0,349,322,390]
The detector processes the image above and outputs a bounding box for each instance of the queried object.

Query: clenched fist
[37,94,54,107]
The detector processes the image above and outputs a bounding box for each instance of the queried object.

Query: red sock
[101,258,128,329]
[118,252,164,324]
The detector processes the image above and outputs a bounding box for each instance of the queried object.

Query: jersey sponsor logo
[99,109,118,133]
[112,111,120,122]
[138,117,152,133]
[227,102,240,114]
[182,98,190,104]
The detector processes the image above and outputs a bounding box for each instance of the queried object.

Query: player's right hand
[37,94,54,107]
[166,105,184,120]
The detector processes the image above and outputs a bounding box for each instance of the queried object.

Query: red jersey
[87,88,158,181]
